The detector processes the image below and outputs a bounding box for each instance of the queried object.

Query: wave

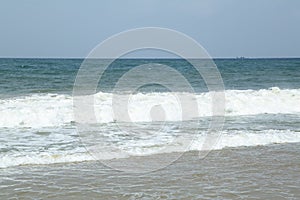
[0,152,94,169]
[0,87,299,127]
[0,129,299,168]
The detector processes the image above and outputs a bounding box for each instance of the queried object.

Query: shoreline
[1,142,299,199]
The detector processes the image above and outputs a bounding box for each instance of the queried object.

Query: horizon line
[0,56,300,59]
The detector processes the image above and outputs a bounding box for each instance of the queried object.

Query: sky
[0,0,299,58]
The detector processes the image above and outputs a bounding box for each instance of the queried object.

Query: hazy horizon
[1,0,300,58]
[0,56,300,59]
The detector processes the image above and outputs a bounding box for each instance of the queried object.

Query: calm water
[0,58,299,199]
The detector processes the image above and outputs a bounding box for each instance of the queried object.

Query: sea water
[0,58,299,168]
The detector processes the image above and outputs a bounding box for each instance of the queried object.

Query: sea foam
[0,87,299,128]
[0,129,299,168]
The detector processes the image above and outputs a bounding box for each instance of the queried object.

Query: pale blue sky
[0,0,299,58]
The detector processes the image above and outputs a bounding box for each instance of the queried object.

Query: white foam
[0,87,299,127]
[0,94,73,128]
[0,129,299,168]
[225,87,300,115]
[191,129,300,151]
[0,152,94,169]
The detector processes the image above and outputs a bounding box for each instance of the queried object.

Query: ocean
[0,58,300,199]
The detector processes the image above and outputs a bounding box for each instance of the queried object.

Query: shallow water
[1,143,299,199]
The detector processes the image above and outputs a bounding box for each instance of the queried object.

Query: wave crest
[0,87,299,127]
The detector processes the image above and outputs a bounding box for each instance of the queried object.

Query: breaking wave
[0,87,299,127]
